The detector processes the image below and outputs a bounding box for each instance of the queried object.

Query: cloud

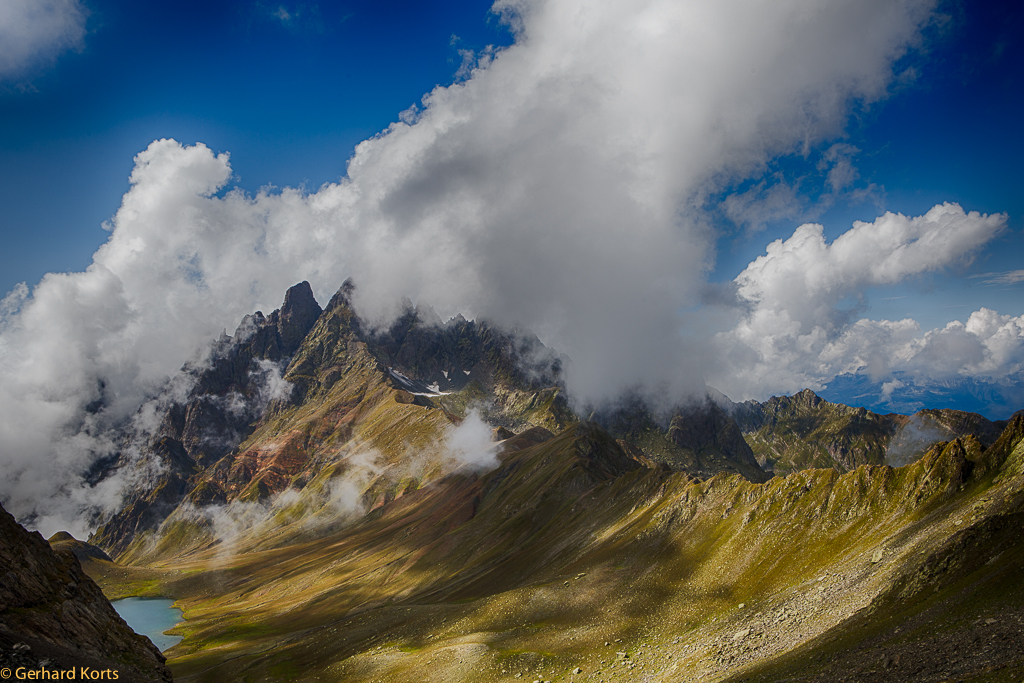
[885,413,946,467]
[0,0,88,81]
[722,178,805,234]
[0,0,942,533]
[720,144,882,235]
[443,409,500,471]
[259,3,324,33]
[972,269,1024,286]
[710,204,1012,400]
[819,143,861,193]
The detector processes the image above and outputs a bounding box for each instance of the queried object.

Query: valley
[7,281,1024,682]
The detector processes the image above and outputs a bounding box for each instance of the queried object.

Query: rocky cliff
[93,282,323,555]
[0,503,172,682]
[730,388,1004,475]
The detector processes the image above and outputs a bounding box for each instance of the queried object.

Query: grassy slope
[724,427,1024,683]
[83,414,1024,683]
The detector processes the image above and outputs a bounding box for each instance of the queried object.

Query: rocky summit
[5,281,1024,682]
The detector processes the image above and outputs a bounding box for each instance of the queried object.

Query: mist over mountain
[2,0,1021,545]
[4,278,999,550]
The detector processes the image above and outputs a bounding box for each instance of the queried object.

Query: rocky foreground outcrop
[0,503,172,682]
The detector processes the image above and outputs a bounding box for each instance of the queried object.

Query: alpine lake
[111,597,183,651]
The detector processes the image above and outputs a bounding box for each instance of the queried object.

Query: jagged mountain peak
[278,280,323,354]
[791,387,823,408]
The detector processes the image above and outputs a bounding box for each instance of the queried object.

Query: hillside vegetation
[65,282,1024,682]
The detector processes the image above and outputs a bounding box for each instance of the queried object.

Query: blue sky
[2,2,1020,326]
[0,0,513,296]
[710,1,1023,328]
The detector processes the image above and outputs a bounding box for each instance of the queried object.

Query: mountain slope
[0,503,172,682]
[730,388,1004,476]
[723,416,1024,682]
[83,409,1024,683]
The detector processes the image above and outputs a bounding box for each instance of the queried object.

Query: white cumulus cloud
[0,0,87,80]
[711,204,1012,400]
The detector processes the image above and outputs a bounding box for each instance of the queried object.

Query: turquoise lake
[111,597,183,651]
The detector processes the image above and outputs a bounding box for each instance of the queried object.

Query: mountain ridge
[73,408,1024,682]
[18,279,1019,683]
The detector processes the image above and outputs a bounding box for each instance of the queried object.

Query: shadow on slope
[79,413,1024,683]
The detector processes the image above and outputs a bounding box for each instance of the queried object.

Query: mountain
[91,281,324,556]
[93,282,768,562]
[820,370,1024,421]
[594,393,769,483]
[9,280,1023,682]
[728,388,1006,476]
[78,409,1024,683]
[0,503,172,682]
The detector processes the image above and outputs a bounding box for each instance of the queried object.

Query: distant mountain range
[821,371,1024,421]
[3,280,1023,682]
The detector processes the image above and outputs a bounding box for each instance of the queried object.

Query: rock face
[593,393,770,483]
[93,283,323,555]
[0,503,172,682]
[730,389,1004,475]
[276,281,323,355]
[667,399,768,482]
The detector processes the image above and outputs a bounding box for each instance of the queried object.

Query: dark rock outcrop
[93,283,323,556]
[593,393,770,482]
[668,399,769,482]
[47,532,112,564]
[0,503,172,682]
[277,281,323,355]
